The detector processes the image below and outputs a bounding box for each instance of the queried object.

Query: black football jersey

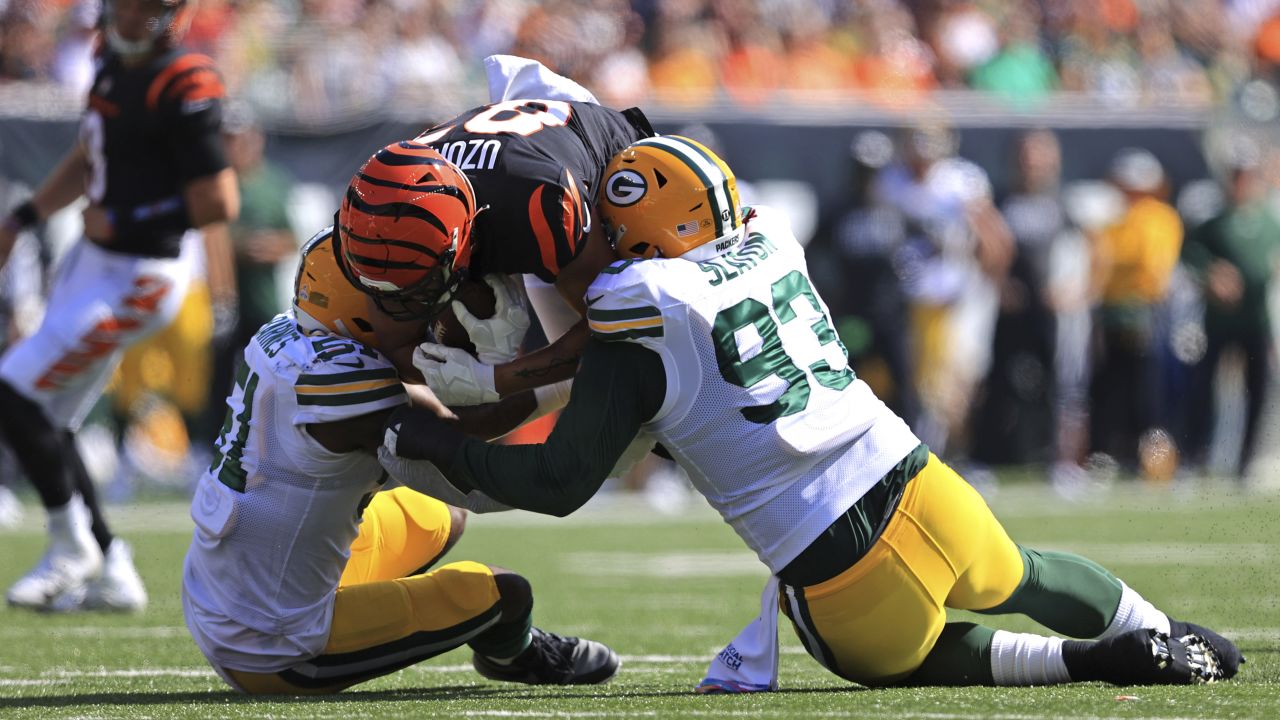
[83,47,229,257]
[413,100,651,283]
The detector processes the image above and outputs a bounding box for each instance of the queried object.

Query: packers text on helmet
[293,228,380,349]
[338,141,477,320]
[599,136,743,261]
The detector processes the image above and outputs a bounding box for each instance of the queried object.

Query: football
[429,278,497,355]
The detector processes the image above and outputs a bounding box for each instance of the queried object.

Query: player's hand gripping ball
[430,278,497,356]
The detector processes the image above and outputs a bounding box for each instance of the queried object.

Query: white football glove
[454,274,530,365]
[413,342,500,406]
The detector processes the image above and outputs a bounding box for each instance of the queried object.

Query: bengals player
[0,0,239,612]
[339,87,655,403]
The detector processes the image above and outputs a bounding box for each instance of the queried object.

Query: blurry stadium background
[2,0,1280,715]
[6,0,1280,501]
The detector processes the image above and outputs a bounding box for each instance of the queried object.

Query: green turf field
[0,482,1277,719]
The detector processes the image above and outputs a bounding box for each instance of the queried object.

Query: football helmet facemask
[599,135,743,261]
[293,228,380,349]
[103,0,194,58]
[338,141,477,321]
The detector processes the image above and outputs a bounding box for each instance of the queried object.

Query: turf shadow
[493,684,868,701]
[0,685,505,709]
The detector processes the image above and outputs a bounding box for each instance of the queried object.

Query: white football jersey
[586,207,920,573]
[182,313,407,673]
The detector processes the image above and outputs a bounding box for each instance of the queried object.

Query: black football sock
[0,381,74,510]
[63,430,114,553]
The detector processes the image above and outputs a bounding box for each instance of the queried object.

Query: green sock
[903,622,996,686]
[469,612,532,661]
[978,545,1123,638]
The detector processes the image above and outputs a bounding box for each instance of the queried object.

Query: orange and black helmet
[338,141,477,320]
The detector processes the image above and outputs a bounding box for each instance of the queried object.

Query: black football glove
[382,405,469,470]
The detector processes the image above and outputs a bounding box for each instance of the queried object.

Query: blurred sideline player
[183,179,620,693]
[385,136,1243,690]
[0,0,239,612]
[340,57,654,408]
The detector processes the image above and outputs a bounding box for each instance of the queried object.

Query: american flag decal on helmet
[675,220,699,237]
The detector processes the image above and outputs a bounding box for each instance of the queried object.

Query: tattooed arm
[491,319,587,396]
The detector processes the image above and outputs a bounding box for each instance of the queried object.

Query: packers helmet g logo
[605,169,647,207]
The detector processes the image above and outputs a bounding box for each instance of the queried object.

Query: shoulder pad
[289,333,406,425]
[585,259,667,345]
[147,52,224,113]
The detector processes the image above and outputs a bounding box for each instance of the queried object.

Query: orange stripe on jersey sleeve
[528,185,561,276]
[165,69,226,106]
[562,168,586,253]
[146,53,217,111]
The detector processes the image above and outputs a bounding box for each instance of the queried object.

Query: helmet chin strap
[107,28,155,56]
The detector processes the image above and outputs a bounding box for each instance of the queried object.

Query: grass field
[0,481,1277,719]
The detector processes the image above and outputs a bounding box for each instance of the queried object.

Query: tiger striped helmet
[599,135,743,261]
[338,141,477,320]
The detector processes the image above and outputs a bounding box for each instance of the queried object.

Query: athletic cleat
[50,540,148,613]
[7,535,102,610]
[1094,629,1226,685]
[473,627,620,685]
[1168,619,1244,679]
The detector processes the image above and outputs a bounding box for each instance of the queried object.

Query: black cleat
[1168,619,1244,679]
[473,628,621,685]
[1083,629,1226,685]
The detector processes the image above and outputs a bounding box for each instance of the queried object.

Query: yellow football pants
[113,281,213,415]
[225,489,500,695]
[781,453,1024,686]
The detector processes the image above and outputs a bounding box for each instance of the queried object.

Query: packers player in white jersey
[383,136,1242,690]
[181,156,620,694]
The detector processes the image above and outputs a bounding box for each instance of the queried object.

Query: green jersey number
[209,363,260,492]
[712,270,853,424]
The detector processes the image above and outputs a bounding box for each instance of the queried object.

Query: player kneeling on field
[384,136,1243,690]
[181,218,618,694]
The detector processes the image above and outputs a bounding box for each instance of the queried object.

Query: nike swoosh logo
[585,294,604,307]
[334,359,366,369]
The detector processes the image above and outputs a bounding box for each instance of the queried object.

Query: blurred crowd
[809,123,1280,490]
[6,0,1280,122]
[3,0,1280,515]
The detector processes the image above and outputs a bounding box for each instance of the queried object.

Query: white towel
[697,576,780,693]
[484,54,600,104]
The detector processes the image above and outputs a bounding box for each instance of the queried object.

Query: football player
[182,156,618,693]
[384,136,1243,689]
[0,0,239,611]
[338,57,655,406]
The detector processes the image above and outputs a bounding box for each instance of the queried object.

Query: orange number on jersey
[463,100,572,137]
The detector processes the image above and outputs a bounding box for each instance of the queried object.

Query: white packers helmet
[599,136,743,261]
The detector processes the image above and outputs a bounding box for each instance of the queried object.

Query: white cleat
[51,540,148,613]
[7,536,103,610]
